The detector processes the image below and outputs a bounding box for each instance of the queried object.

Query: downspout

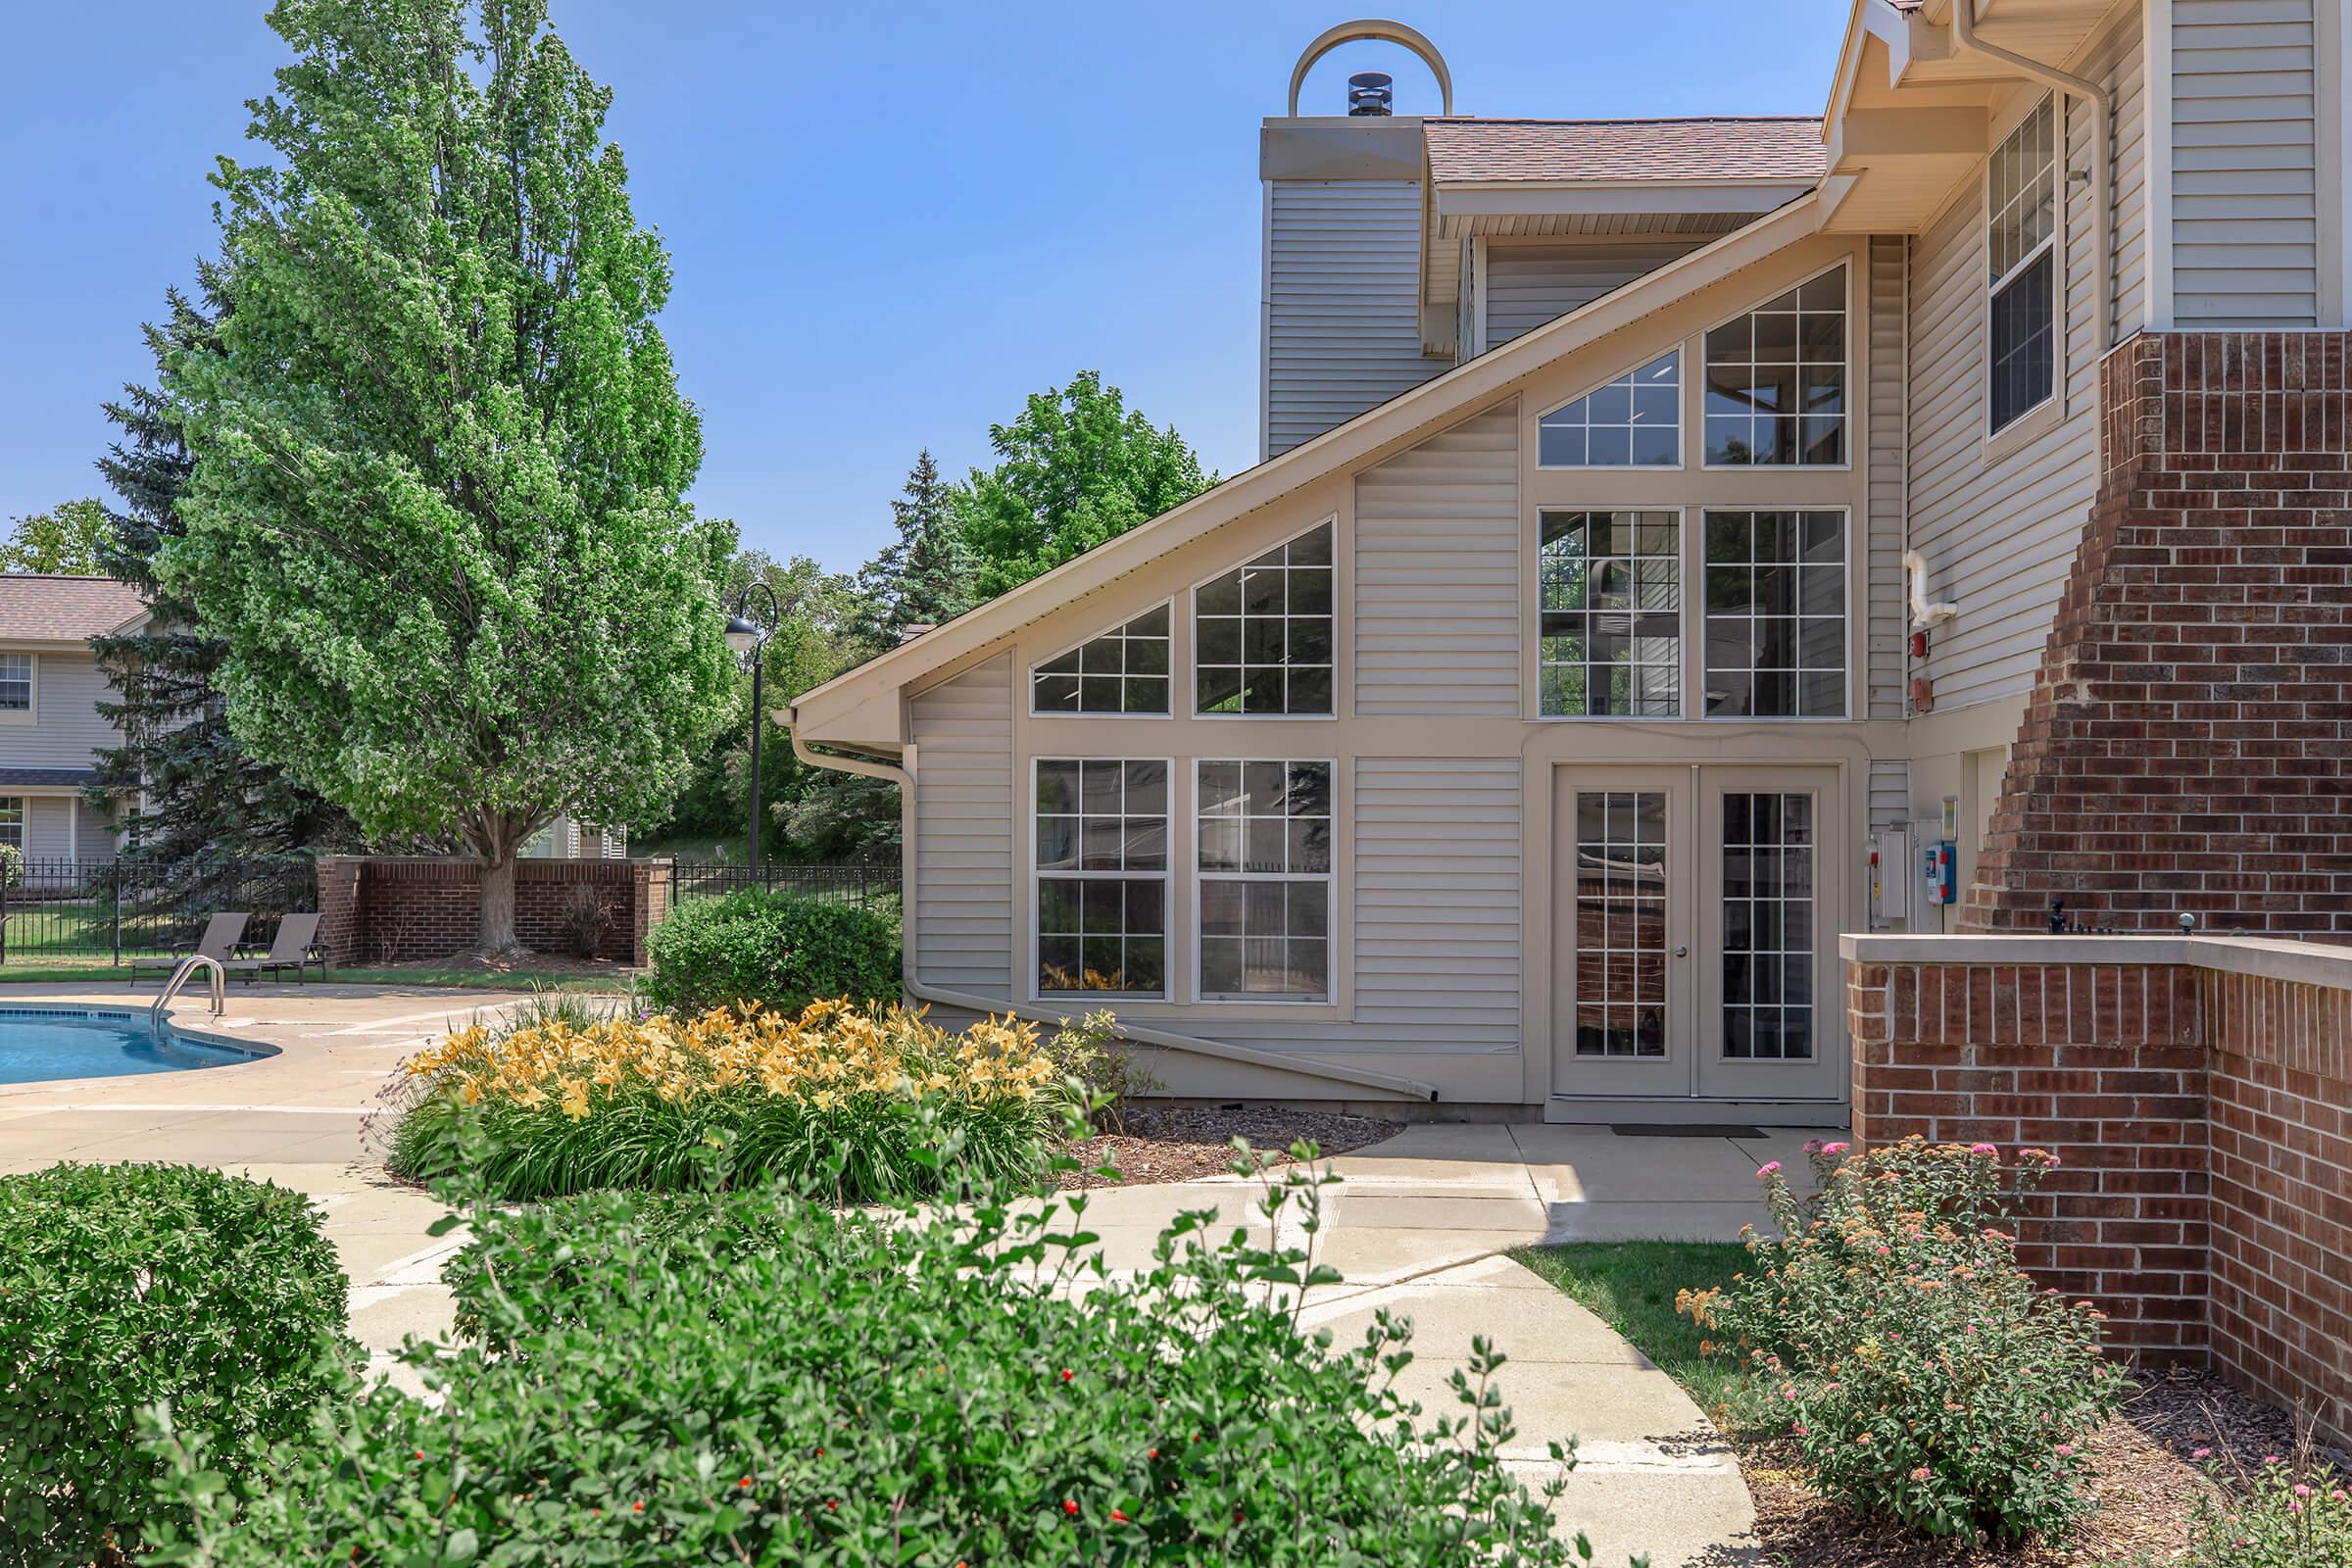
[1951,0,2112,356]
[788,719,1441,1103]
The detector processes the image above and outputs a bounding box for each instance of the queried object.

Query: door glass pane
[1574,791,1667,1057]
[1721,793,1814,1059]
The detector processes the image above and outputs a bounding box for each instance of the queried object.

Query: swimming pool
[0,1007,270,1086]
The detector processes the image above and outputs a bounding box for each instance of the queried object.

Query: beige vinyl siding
[1349,758,1520,1044]
[75,796,115,861]
[908,655,1014,1001]
[1352,402,1521,716]
[1264,180,1443,457]
[24,796,75,858]
[2172,0,2321,324]
[1866,236,1907,722]
[1904,24,2138,711]
[2108,9,2152,337]
[0,653,122,772]
[1869,760,1910,834]
[1483,239,1713,348]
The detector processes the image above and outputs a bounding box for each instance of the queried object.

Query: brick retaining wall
[1846,935,2352,1446]
[318,856,674,966]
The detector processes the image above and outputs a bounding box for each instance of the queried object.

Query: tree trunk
[478,845,524,957]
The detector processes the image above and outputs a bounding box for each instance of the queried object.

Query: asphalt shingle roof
[1424,117,1828,184]
[0,577,147,643]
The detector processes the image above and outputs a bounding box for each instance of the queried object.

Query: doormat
[1610,1123,1766,1139]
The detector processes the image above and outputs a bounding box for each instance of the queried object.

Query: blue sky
[1,3,1847,575]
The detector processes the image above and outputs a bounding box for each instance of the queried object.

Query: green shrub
[1680,1137,2123,1543]
[0,1163,357,1566]
[383,1000,1059,1201]
[2180,1428,2352,1568]
[642,889,901,1016]
[1042,1008,1164,1130]
[148,1153,1603,1566]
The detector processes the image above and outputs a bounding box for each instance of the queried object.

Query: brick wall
[1846,936,2352,1446]
[318,857,673,966]
[1964,331,2352,936]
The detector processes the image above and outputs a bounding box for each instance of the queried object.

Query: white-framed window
[0,798,22,852]
[1196,759,1332,1001]
[1538,351,1681,467]
[1701,510,1847,718]
[1031,603,1173,715]
[1034,759,1168,997]
[1538,510,1682,717]
[1702,267,1847,466]
[0,654,31,712]
[1987,93,2059,435]
[1193,521,1334,716]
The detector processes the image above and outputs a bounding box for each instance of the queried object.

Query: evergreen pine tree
[856,450,973,648]
[85,270,361,898]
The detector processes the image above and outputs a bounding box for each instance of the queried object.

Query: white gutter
[787,725,1442,1103]
[1952,0,2113,357]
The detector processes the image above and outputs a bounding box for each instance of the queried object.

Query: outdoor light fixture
[725,583,780,870]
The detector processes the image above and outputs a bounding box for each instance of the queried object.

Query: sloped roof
[0,576,147,644]
[1424,117,1829,184]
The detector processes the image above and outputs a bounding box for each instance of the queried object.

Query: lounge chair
[129,911,250,985]
[226,912,327,985]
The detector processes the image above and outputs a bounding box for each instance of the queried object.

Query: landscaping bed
[1058,1103,1401,1189]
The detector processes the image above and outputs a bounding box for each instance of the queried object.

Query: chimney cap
[1347,71,1394,116]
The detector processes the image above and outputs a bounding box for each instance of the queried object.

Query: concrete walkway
[0,985,1824,1567]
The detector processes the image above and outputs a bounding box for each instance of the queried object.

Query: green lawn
[1509,1241,1751,1420]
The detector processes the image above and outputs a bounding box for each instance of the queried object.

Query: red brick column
[1964,331,2352,937]
[630,858,674,967]
[317,857,364,966]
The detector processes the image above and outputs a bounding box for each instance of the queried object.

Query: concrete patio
[0,984,1830,1567]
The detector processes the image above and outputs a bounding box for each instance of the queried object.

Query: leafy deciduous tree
[0,499,112,575]
[159,0,733,952]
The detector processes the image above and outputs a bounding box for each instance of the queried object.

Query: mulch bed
[1731,1365,2330,1566]
[1055,1104,1402,1190]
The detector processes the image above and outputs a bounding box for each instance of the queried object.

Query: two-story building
[790,3,2352,1119]
[0,575,143,866]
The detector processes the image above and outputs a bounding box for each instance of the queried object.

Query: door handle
[1672,945,1689,957]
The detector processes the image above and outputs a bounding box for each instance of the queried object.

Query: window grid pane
[1574,791,1668,1057]
[1701,511,1846,718]
[1703,268,1846,466]
[1195,524,1335,716]
[1986,96,2057,432]
[1721,792,1815,1060]
[1539,351,1681,468]
[1032,605,1172,714]
[0,654,30,711]
[0,797,21,852]
[1036,759,1166,996]
[1539,511,1681,717]
[1198,760,1332,1000]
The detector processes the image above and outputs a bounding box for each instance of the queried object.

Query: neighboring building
[792,5,2352,1118]
[524,816,628,859]
[0,575,145,865]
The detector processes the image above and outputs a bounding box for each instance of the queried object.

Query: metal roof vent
[1347,71,1394,116]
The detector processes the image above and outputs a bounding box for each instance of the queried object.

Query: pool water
[0,1009,268,1085]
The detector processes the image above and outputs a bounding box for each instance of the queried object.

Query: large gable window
[1539,511,1681,717]
[1194,522,1334,716]
[1032,605,1171,714]
[1987,94,2058,434]
[1702,511,1846,718]
[1035,760,1167,996]
[1198,760,1332,1000]
[1538,351,1680,467]
[1703,269,1846,466]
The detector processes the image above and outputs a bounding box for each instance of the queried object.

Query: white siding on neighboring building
[909,656,1015,1001]
[1867,235,1907,722]
[0,653,121,773]
[1264,180,1444,458]
[1905,21,2139,711]
[1482,239,1712,348]
[2172,0,2321,324]
[1350,758,1521,1045]
[1352,402,1521,716]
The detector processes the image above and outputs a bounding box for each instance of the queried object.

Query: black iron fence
[0,858,320,966]
[669,858,901,910]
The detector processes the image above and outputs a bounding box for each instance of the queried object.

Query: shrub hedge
[0,1163,357,1566]
[1682,1137,2123,1543]
[148,1156,1596,1566]
[641,889,900,1015]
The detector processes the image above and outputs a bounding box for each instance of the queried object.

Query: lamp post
[723,581,780,875]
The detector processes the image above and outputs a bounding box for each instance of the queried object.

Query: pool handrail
[152,954,227,1029]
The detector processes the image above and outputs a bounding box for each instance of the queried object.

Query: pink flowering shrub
[1679,1136,2123,1542]
[2181,1426,2352,1568]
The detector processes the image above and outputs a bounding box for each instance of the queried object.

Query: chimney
[1347,71,1394,116]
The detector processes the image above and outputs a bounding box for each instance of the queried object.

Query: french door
[1552,765,1843,1102]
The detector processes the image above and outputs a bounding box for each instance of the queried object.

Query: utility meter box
[1869,825,1912,927]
